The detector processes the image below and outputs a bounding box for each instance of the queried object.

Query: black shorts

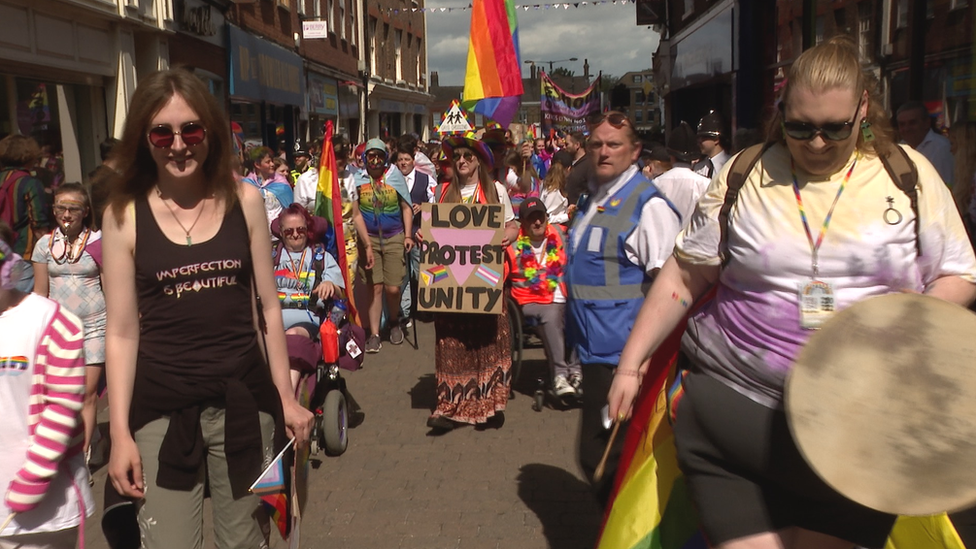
[673,371,897,548]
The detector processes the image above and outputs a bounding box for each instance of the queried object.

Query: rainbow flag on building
[315,120,359,325]
[460,0,523,127]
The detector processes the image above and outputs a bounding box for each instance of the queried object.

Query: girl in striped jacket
[0,237,93,548]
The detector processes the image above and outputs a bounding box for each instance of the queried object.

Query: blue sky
[425,0,660,86]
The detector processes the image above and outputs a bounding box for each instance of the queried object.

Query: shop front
[0,0,170,183]
[307,71,340,143]
[366,82,433,141]
[666,2,734,134]
[170,0,227,105]
[228,24,306,160]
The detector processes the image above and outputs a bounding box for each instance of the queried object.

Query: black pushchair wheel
[322,389,349,456]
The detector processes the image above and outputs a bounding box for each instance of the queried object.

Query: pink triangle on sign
[428,228,498,285]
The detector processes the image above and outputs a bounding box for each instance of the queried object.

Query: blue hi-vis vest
[566,171,679,365]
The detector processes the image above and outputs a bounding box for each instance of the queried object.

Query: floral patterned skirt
[432,308,512,424]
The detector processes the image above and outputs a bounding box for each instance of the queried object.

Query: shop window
[416,38,422,85]
[395,29,403,82]
[858,1,872,63]
[896,0,908,28]
[369,17,378,75]
[350,10,357,46]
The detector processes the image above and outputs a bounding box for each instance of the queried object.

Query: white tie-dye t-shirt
[675,143,976,408]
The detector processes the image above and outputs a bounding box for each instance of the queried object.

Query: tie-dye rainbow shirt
[357,176,405,239]
[674,143,976,408]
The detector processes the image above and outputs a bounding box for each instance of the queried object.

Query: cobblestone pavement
[84,319,604,548]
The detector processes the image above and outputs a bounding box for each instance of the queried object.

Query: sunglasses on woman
[453,151,476,163]
[780,97,862,141]
[147,122,207,148]
[282,226,307,238]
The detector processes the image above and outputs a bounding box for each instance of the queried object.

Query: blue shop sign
[228,24,306,105]
[309,73,339,116]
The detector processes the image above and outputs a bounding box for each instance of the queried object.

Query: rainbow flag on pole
[460,0,523,127]
[315,121,359,325]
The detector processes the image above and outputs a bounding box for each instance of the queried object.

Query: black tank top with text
[134,196,257,377]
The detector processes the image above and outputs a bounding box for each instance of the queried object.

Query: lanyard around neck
[790,155,858,277]
[284,248,308,284]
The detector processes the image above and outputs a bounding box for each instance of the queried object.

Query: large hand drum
[786,293,976,516]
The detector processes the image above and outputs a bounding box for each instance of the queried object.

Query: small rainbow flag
[474,265,501,286]
[251,439,295,540]
[426,266,449,284]
[460,0,523,127]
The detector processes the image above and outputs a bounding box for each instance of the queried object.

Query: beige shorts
[360,233,406,287]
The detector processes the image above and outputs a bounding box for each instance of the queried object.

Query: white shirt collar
[589,165,639,203]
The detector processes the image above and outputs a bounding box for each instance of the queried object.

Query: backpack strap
[879,145,922,258]
[719,143,774,266]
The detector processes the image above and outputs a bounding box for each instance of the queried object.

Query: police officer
[693,111,731,179]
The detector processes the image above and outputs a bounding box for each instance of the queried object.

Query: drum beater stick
[593,420,622,482]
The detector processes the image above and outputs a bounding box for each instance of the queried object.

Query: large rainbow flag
[461,0,523,127]
[314,120,358,325]
[597,318,968,549]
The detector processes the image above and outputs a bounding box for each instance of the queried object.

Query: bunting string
[383,0,634,16]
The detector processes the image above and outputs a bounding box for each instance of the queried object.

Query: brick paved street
[84,319,603,548]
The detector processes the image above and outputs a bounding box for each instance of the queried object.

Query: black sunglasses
[148,122,207,148]
[781,97,863,141]
[453,151,476,163]
[587,111,632,130]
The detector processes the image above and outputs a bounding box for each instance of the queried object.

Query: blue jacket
[566,171,678,365]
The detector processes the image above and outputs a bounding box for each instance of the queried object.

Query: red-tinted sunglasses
[282,226,308,238]
[147,122,207,148]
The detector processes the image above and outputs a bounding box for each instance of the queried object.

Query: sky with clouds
[424,0,660,86]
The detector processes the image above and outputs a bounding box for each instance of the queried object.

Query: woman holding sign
[424,133,517,431]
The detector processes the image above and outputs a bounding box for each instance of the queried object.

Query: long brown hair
[442,147,500,204]
[765,35,895,159]
[108,69,236,223]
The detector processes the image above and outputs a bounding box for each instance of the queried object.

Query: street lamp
[524,57,579,73]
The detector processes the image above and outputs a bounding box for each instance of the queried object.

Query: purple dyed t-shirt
[674,144,976,408]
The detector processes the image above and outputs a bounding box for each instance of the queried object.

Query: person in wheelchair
[272,204,345,389]
[506,197,581,398]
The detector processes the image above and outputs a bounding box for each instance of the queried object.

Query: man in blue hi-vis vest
[566,111,683,507]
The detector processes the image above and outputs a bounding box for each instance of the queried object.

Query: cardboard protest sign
[418,203,506,314]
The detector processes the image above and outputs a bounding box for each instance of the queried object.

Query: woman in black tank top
[100,70,312,549]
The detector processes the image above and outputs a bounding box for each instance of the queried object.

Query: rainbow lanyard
[284,248,309,286]
[790,155,858,277]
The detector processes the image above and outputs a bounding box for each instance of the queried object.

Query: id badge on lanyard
[798,279,836,329]
[791,155,857,330]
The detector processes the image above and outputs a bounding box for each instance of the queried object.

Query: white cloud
[426,0,659,86]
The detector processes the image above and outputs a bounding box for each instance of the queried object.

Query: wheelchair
[505,295,581,412]
[287,303,363,457]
